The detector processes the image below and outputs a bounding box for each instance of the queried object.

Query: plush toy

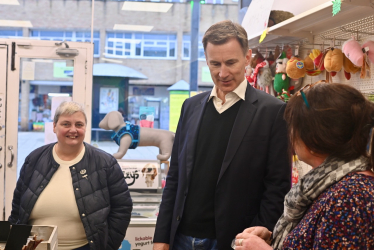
[304,55,314,71]
[342,38,364,67]
[362,40,374,64]
[274,52,290,94]
[309,49,325,71]
[99,111,175,160]
[324,48,343,75]
[257,61,273,92]
[286,57,306,79]
[250,49,265,69]
[343,54,360,80]
[268,10,294,27]
[277,89,291,102]
[304,55,322,76]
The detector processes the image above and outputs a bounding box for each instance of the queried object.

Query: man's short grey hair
[202,20,249,55]
[53,101,87,124]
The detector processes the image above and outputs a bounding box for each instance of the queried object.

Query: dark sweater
[179,99,242,239]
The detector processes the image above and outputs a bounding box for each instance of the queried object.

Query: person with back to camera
[153,20,291,250]
[232,82,374,250]
[8,101,133,250]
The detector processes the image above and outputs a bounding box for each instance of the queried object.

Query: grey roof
[93,63,147,79]
[167,80,190,91]
[66,63,148,80]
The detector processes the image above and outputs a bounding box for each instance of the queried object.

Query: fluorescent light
[102,58,123,64]
[122,2,172,12]
[0,20,32,27]
[48,93,70,97]
[0,0,19,5]
[113,24,153,32]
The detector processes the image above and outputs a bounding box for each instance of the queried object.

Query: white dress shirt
[208,78,247,114]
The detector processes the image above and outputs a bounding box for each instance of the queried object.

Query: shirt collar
[208,78,247,102]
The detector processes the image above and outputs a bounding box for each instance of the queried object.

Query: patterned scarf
[271,156,370,249]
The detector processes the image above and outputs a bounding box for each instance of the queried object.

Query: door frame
[0,38,93,220]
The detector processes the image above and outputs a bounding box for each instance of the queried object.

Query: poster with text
[119,227,155,250]
[241,0,275,39]
[99,87,119,114]
[118,161,160,189]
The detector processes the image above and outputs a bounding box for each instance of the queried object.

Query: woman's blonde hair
[53,101,87,124]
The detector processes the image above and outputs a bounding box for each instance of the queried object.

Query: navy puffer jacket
[8,142,132,250]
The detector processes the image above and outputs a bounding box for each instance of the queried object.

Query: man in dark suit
[153,20,291,250]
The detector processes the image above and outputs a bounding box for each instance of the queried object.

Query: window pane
[135,33,142,39]
[115,33,123,38]
[144,47,167,57]
[144,41,154,45]
[125,43,130,49]
[65,32,73,37]
[108,41,114,47]
[94,40,99,55]
[169,42,175,57]
[40,31,64,37]
[157,42,167,45]
[94,32,100,38]
[125,33,132,39]
[135,43,141,56]
[144,34,168,40]
[107,33,114,38]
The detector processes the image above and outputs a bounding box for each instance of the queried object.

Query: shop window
[31,30,101,57]
[182,34,205,60]
[105,32,177,59]
[0,29,23,37]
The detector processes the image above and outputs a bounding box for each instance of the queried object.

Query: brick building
[0,0,239,131]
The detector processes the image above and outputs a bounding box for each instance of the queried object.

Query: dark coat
[8,142,132,250]
[154,84,291,249]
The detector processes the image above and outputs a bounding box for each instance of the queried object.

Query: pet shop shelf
[246,1,374,48]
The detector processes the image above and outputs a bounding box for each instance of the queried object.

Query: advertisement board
[118,160,160,189]
[119,227,155,250]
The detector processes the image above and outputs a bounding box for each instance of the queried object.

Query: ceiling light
[0,0,19,5]
[0,20,32,27]
[122,2,172,12]
[113,24,153,32]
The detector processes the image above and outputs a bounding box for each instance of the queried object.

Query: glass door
[0,43,7,220]
[1,38,93,220]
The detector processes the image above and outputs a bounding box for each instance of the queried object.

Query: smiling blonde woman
[9,101,132,250]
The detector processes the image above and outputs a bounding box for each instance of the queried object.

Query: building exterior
[0,0,239,131]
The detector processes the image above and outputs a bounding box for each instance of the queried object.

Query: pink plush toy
[342,38,364,67]
[362,40,374,65]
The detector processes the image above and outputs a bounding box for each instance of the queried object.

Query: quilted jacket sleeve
[8,156,30,224]
[106,158,133,250]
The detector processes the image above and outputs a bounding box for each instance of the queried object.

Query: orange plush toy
[324,48,343,77]
[286,57,306,79]
[343,54,360,80]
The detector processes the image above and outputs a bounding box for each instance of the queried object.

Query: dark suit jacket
[154,84,291,249]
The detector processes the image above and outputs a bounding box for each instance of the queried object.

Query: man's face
[205,38,251,99]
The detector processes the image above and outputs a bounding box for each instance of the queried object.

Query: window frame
[105,32,177,60]
[31,30,101,57]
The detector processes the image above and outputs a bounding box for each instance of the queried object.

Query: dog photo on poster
[118,161,160,189]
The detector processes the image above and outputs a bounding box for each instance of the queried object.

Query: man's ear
[205,52,208,66]
[53,123,56,133]
[245,49,252,66]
